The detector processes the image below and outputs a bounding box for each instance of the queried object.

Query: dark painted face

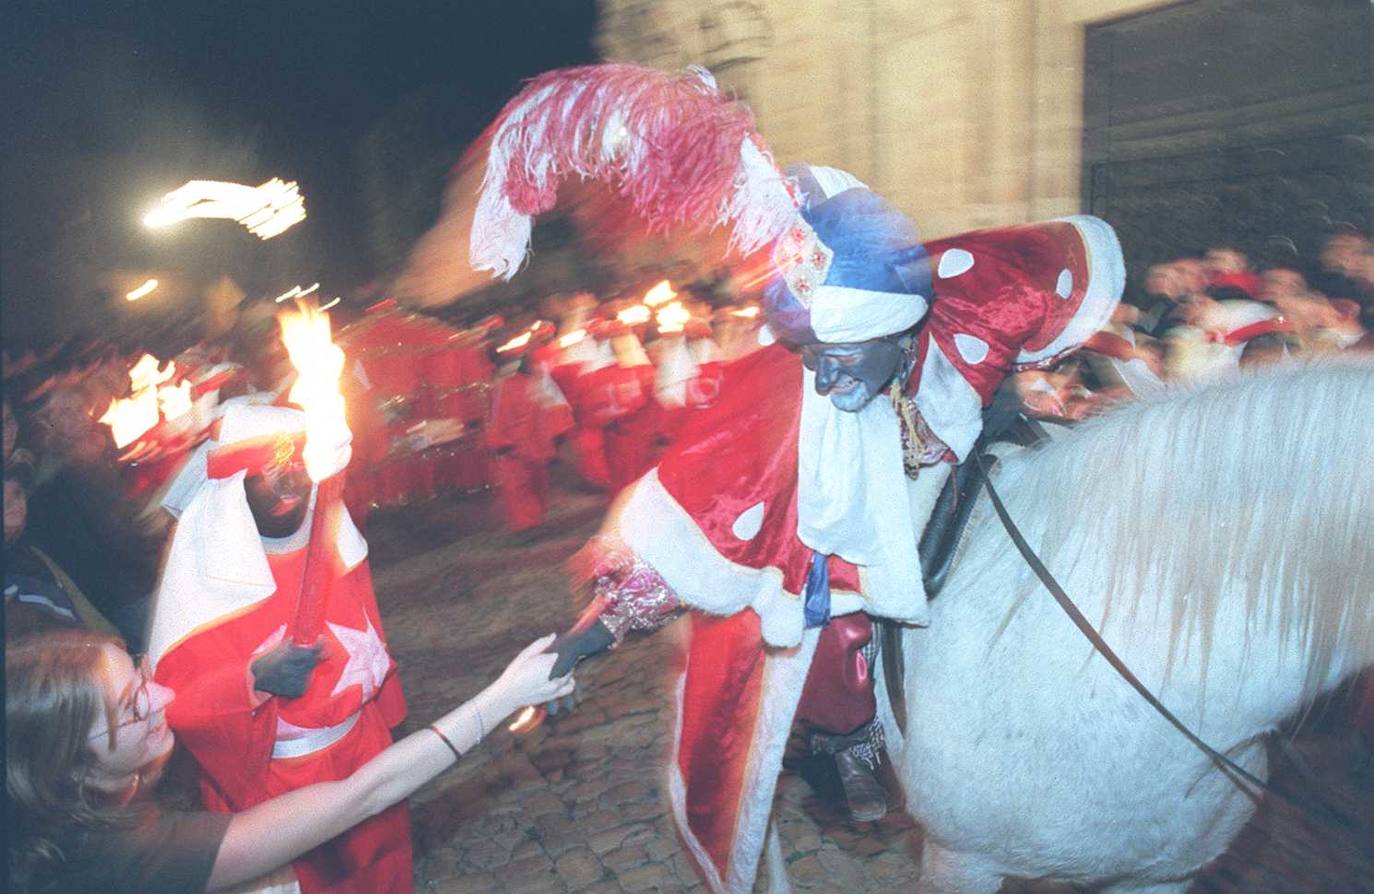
[798,338,905,412]
[243,456,312,538]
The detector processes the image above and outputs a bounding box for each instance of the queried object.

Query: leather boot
[834,746,887,822]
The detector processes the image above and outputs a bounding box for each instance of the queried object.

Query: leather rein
[969,450,1357,828]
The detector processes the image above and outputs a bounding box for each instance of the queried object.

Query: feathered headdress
[470,64,800,280]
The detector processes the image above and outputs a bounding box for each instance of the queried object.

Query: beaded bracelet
[428,724,462,761]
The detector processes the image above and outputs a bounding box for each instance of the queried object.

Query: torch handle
[293,473,346,645]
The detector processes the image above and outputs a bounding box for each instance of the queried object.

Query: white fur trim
[615,470,805,646]
[763,823,791,894]
[731,502,766,541]
[724,631,817,893]
[1016,215,1125,366]
[937,248,975,278]
[757,324,776,346]
[953,333,990,365]
[914,338,985,463]
[668,631,820,894]
[809,285,928,343]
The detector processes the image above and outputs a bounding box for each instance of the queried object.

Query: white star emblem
[327,615,391,700]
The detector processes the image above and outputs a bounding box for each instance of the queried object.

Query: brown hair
[6,630,140,887]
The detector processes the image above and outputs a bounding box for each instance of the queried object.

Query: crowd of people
[1008,230,1373,422]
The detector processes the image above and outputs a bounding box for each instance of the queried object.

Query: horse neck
[999,360,1374,731]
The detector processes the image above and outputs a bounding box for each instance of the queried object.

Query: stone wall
[596,0,1171,238]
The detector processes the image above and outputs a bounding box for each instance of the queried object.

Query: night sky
[1,0,598,348]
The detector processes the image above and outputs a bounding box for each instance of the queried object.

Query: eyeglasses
[89,654,153,741]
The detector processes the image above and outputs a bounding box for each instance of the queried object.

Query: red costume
[568,339,658,495]
[150,403,411,894]
[652,328,726,447]
[487,362,574,531]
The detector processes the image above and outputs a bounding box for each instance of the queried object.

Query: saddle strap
[973,451,1359,829]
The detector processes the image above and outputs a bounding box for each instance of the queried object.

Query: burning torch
[278,302,351,646]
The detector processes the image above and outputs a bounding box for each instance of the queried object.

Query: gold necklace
[889,380,925,479]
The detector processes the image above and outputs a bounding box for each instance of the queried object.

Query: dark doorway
[1082,0,1373,305]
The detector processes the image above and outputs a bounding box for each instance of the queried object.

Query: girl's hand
[490,634,576,717]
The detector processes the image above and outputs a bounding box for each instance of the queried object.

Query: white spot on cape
[1055,268,1074,299]
[732,502,766,540]
[953,333,989,365]
[757,324,776,346]
[937,249,975,278]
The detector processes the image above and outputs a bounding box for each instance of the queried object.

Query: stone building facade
[597,0,1203,239]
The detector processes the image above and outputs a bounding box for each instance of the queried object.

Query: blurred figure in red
[150,402,411,894]
[487,322,574,532]
[566,317,657,495]
[652,314,726,447]
[546,296,615,490]
[604,316,663,494]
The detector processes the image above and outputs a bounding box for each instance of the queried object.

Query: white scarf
[795,372,924,617]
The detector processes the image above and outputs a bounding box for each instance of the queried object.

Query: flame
[100,391,160,449]
[496,331,532,354]
[558,329,586,348]
[157,380,193,422]
[278,303,350,481]
[99,354,181,448]
[655,300,691,334]
[731,305,760,319]
[129,354,177,391]
[616,304,651,326]
[643,280,676,307]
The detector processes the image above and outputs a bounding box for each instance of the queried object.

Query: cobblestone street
[366,473,1374,893]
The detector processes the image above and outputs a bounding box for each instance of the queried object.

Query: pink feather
[471,64,799,279]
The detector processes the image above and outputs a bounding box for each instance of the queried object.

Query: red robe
[551,361,611,488]
[573,363,658,494]
[156,549,411,894]
[607,345,875,892]
[488,370,572,531]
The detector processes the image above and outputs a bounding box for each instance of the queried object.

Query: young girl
[7,629,574,892]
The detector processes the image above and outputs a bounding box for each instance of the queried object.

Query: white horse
[881,358,1374,893]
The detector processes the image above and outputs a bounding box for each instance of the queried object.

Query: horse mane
[997,357,1374,700]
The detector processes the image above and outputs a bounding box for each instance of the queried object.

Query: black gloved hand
[547,618,615,679]
[250,639,324,698]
